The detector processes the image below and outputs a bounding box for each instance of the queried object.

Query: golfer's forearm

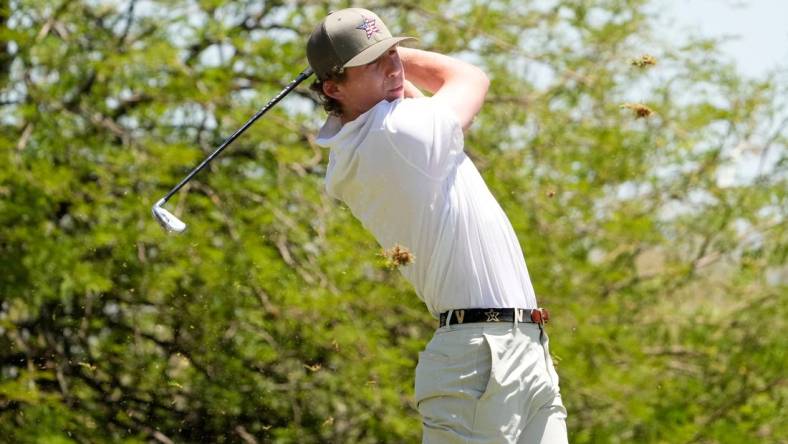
[399,46,489,130]
[399,47,488,94]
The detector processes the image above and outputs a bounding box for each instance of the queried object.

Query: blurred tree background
[1,0,785,442]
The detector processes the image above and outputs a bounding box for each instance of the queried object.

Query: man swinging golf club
[308,8,568,444]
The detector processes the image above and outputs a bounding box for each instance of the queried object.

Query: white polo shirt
[316,97,537,316]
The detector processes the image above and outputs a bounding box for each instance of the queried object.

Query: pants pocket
[415,331,493,436]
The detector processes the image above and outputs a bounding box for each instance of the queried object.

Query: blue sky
[664,0,788,77]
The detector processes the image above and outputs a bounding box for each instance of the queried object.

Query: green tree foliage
[1,0,785,442]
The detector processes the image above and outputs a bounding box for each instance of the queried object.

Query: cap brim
[343,36,417,68]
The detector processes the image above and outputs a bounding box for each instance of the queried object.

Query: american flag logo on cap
[356,16,381,39]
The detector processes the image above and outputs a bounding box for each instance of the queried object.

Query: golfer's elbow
[453,65,490,130]
[453,63,489,97]
[433,59,491,130]
[472,65,490,92]
[475,67,491,101]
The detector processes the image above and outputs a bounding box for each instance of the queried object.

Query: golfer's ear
[322,80,342,101]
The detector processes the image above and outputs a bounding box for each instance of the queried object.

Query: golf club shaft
[159,66,314,204]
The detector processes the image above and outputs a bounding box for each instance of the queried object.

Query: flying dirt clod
[620,103,655,119]
[381,244,415,268]
[631,54,657,68]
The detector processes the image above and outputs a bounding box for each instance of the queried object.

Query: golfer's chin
[386,85,405,101]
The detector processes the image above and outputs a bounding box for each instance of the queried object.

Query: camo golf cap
[307,8,416,80]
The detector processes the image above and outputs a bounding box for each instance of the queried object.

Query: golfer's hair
[309,68,347,116]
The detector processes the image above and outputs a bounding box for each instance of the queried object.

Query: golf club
[152,66,314,232]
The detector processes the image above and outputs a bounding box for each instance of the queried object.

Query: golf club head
[152,199,186,233]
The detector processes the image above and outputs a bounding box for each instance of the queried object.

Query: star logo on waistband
[356,16,381,39]
[485,309,500,322]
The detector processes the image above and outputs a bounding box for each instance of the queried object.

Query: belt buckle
[530,308,549,325]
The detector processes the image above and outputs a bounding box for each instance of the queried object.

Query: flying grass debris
[620,103,655,119]
[631,54,657,68]
[304,363,322,372]
[78,362,96,371]
[381,244,415,268]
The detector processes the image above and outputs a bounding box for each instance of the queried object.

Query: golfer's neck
[340,109,361,125]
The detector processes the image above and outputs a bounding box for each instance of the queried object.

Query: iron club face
[152,199,186,233]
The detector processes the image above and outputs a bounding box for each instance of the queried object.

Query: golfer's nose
[384,50,402,77]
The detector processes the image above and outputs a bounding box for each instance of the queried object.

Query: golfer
[307,8,568,443]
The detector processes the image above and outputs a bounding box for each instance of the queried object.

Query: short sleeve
[380,97,464,179]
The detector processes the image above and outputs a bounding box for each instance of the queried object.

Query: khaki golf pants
[415,321,568,443]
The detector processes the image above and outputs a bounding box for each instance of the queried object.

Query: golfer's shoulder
[378,98,461,139]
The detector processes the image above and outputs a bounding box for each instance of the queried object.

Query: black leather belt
[439,308,550,327]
